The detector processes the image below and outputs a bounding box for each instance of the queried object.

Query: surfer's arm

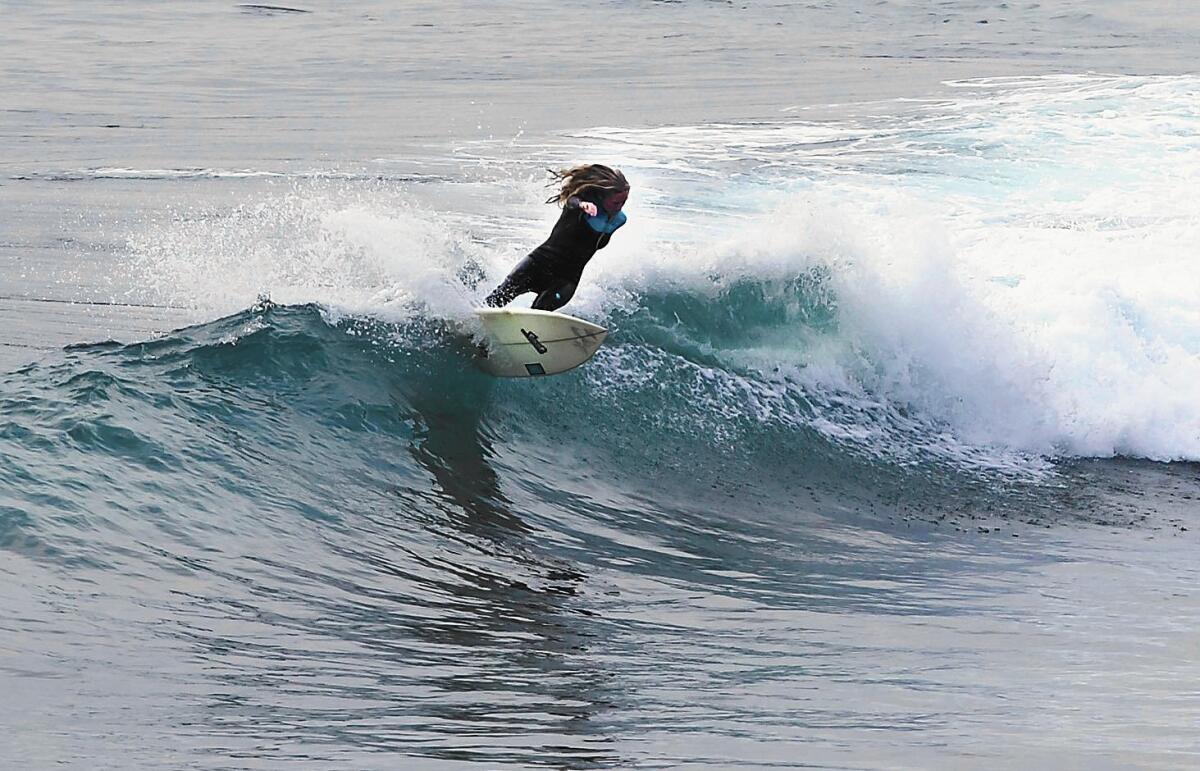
[566,196,598,216]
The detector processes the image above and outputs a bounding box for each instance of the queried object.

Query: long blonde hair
[545,164,629,206]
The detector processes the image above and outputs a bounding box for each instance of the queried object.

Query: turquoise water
[4,2,1200,769]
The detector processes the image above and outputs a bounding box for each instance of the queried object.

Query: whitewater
[3,2,1200,769]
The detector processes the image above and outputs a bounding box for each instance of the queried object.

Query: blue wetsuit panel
[585,210,627,234]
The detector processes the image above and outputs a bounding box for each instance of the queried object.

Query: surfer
[485,164,629,311]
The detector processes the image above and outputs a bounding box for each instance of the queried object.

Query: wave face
[0,300,1044,547]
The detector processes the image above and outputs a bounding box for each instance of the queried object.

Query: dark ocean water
[3,2,1200,769]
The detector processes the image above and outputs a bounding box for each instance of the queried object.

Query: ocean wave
[118,74,1200,464]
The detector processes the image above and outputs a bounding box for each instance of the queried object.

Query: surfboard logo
[521,328,548,354]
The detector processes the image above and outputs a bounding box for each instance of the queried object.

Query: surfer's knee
[485,276,524,307]
[487,258,544,307]
[532,282,576,311]
[484,287,508,307]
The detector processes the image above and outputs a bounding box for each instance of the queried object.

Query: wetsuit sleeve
[565,196,581,209]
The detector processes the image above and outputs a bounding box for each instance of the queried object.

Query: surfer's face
[602,188,629,213]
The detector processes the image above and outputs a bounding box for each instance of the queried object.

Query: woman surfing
[485,164,629,312]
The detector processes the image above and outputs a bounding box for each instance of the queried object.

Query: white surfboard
[473,307,607,377]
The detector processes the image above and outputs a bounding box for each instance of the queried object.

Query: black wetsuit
[485,196,627,311]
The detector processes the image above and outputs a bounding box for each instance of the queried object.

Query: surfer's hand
[579,201,598,216]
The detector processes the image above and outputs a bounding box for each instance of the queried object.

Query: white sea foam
[126,185,490,323]
[582,75,1200,462]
